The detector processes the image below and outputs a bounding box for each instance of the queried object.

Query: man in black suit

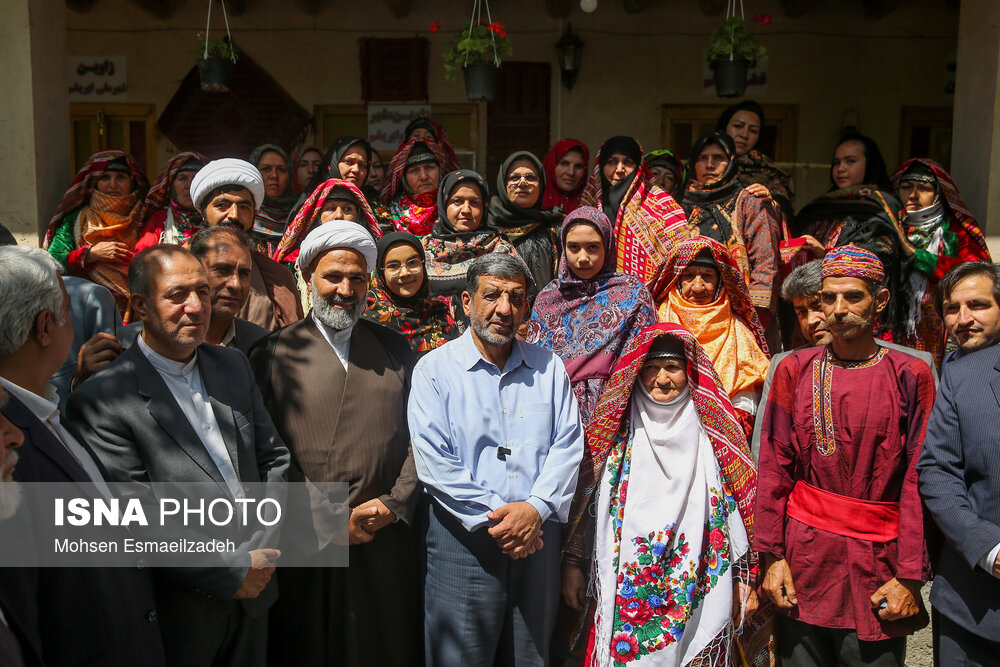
[68,244,290,667]
[918,262,1000,664]
[120,226,268,358]
[0,246,165,666]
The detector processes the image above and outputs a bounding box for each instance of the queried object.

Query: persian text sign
[69,56,128,101]
[368,104,431,152]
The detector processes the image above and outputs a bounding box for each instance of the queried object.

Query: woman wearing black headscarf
[680,131,779,323]
[249,143,298,255]
[423,169,519,327]
[488,151,563,289]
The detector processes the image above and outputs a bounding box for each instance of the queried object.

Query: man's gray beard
[471,314,516,347]
[0,475,23,521]
[313,291,365,331]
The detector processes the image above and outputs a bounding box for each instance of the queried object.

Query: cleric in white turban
[297,219,377,274]
[248,194,422,667]
[190,158,266,211]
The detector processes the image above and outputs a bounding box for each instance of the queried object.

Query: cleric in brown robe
[189,159,304,330]
[249,221,422,666]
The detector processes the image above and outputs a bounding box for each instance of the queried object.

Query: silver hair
[465,253,533,294]
[0,246,67,359]
[780,260,823,302]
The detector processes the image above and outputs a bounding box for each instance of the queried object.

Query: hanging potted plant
[707,16,767,98]
[436,15,512,102]
[195,36,238,93]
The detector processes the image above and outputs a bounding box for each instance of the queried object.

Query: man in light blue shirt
[409,253,584,667]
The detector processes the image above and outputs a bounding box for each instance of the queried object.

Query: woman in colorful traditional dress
[567,323,764,666]
[44,149,149,312]
[716,100,794,209]
[422,169,518,327]
[381,138,449,236]
[488,151,563,290]
[652,237,770,436]
[363,231,459,355]
[580,136,689,288]
[134,151,207,253]
[248,143,298,255]
[542,138,590,214]
[680,131,780,325]
[401,116,460,174]
[890,158,991,364]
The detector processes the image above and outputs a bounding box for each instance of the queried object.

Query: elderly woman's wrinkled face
[640,357,688,403]
[679,265,720,305]
[564,223,605,280]
[405,163,440,195]
[171,171,197,209]
[382,242,425,299]
[505,159,541,208]
[649,165,677,194]
[602,152,636,186]
[97,170,132,197]
[319,198,358,224]
[446,184,485,232]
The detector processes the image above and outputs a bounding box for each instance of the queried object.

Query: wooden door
[486,62,551,183]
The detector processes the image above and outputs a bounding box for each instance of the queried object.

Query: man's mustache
[826,312,868,328]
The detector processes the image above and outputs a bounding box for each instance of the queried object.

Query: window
[70,103,157,177]
[899,106,952,170]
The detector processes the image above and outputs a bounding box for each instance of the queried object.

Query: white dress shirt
[136,336,243,500]
[0,377,111,498]
[312,311,353,371]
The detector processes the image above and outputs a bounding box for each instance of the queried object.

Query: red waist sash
[786,480,899,543]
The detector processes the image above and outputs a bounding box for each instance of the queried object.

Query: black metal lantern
[555,23,584,90]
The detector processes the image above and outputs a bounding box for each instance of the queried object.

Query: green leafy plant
[435,21,512,80]
[193,36,238,62]
[707,17,766,65]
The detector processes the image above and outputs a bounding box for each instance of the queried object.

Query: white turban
[297,220,378,273]
[190,158,265,211]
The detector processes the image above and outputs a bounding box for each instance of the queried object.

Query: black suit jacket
[918,344,1000,639]
[1,393,165,667]
[66,342,290,660]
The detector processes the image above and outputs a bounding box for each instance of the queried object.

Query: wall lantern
[555,23,584,90]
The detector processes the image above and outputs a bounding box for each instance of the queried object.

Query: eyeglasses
[384,258,424,275]
[506,173,540,185]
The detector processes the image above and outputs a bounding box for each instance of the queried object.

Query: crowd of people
[1,102,999,667]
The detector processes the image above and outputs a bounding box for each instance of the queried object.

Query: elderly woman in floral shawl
[44,149,148,312]
[653,237,770,437]
[568,323,765,666]
[890,158,991,365]
[381,138,450,236]
[580,136,688,288]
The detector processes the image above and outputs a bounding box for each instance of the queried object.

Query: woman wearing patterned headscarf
[401,116,460,174]
[423,169,518,327]
[249,143,298,255]
[891,158,991,364]
[363,231,459,355]
[580,136,688,288]
[681,131,780,324]
[381,138,449,236]
[488,151,564,290]
[134,151,207,252]
[566,323,767,667]
[44,149,149,311]
[652,236,770,435]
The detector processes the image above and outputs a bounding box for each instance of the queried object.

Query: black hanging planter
[198,57,233,93]
[712,59,750,98]
[463,62,499,102]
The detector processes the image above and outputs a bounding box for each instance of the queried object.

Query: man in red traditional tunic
[755,245,936,666]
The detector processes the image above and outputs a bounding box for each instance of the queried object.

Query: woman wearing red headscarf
[542,138,590,214]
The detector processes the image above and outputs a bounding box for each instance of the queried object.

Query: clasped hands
[488,501,542,560]
[348,498,396,545]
